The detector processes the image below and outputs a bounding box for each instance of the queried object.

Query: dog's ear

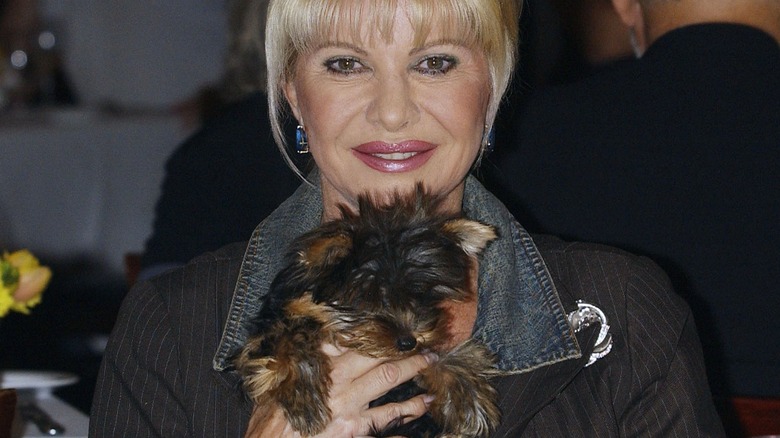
[298,232,353,269]
[442,219,497,257]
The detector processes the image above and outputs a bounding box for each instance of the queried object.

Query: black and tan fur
[234,186,500,437]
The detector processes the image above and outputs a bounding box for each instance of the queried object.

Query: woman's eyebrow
[313,41,368,55]
[409,38,469,55]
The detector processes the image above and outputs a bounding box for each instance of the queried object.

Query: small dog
[234,187,500,437]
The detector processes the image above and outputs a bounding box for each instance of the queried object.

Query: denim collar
[213,175,580,372]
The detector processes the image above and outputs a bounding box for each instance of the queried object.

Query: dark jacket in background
[484,23,780,398]
[141,91,304,272]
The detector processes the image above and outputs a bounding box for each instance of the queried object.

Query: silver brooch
[568,300,613,367]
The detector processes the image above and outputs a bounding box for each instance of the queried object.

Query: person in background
[0,0,39,90]
[492,0,635,157]
[545,0,634,83]
[138,0,305,281]
[484,0,780,415]
[91,0,724,436]
[0,0,77,108]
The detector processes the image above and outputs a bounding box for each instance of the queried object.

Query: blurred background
[0,0,226,414]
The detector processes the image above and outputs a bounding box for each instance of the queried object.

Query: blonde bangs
[278,0,516,76]
[278,0,395,63]
[266,0,520,178]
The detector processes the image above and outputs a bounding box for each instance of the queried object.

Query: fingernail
[423,395,435,406]
[423,352,439,364]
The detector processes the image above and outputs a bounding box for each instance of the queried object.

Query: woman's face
[284,2,491,220]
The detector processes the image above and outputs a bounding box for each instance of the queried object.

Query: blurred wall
[0,1,230,274]
[39,0,227,108]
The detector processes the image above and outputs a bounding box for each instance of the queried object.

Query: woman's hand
[245,344,434,437]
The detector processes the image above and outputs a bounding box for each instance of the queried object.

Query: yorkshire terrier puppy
[234,186,500,437]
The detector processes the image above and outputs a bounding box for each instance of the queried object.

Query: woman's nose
[366,73,420,132]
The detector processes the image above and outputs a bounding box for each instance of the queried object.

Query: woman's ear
[611,0,643,28]
[283,80,303,123]
[611,0,648,56]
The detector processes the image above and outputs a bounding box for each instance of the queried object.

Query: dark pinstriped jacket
[90,177,725,437]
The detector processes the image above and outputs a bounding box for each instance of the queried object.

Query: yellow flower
[6,249,41,274]
[14,265,52,305]
[0,249,52,316]
[0,282,15,317]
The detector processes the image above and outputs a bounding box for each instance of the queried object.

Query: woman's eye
[415,55,457,75]
[325,57,366,74]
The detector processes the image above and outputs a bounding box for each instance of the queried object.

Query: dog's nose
[396,335,417,351]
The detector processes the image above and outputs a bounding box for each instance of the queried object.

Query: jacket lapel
[492,323,599,437]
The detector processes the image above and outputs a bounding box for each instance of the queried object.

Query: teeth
[373,152,417,160]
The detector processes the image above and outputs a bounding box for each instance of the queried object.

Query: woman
[90,0,725,436]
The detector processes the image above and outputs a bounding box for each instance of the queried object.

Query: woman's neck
[440,259,479,348]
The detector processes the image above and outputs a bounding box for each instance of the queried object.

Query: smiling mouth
[353,140,435,173]
[373,151,418,160]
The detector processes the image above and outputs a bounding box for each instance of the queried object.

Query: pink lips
[352,140,436,173]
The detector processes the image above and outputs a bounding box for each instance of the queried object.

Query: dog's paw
[238,349,332,435]
[429,379,498,437]
[236,319,334,435]
[235,336,286,401]
[269,345,333,435]
[273,359,331,435]
[281,396,330,436]
[420,342,500,437]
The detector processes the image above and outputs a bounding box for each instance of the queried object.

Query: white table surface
[10,391,89,438]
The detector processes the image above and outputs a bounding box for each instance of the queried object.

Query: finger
[327,348,385,385]
[363,394,432,434]
[357,353,434,402]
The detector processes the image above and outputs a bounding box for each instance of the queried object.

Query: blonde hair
[266,0,520,177]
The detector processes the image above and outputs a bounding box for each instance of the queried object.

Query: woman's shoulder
[531,233,671,285]
[139,241,248,310]
[111,241,249,365]
[532,234,695,373]
[518,234,722,436]
[532,233,646,258]
[531,233,690,334]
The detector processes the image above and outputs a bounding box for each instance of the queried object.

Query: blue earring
[295,125,309,154]
[482,125,495,154]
